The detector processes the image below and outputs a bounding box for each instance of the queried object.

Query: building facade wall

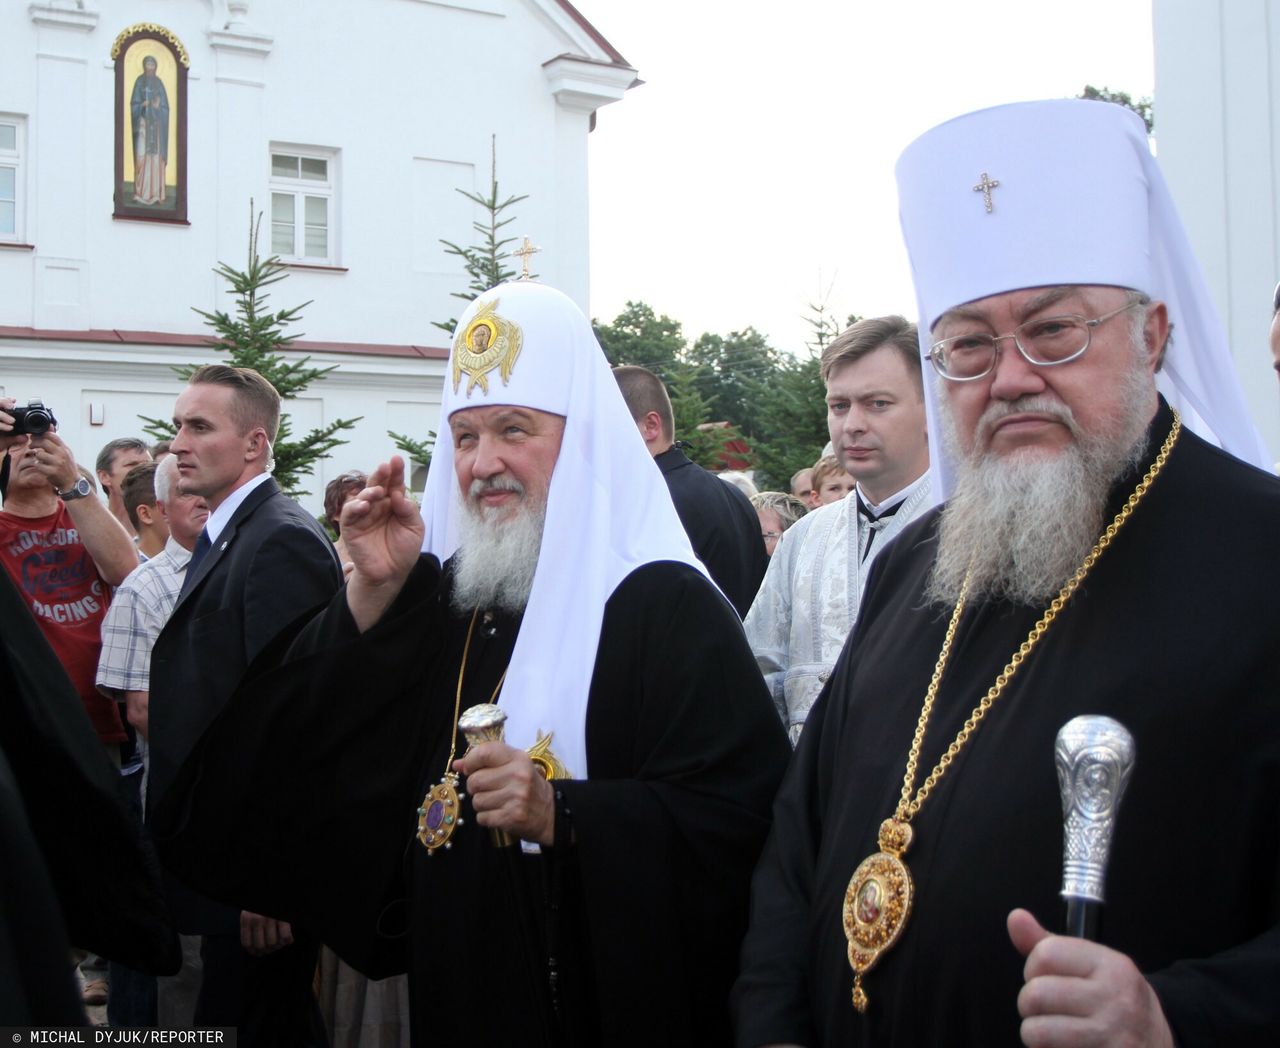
[1,0,633,512]
[1154,0,1280,459]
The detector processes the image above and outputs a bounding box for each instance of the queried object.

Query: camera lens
[13,401,55,437]
[25,409,52,435]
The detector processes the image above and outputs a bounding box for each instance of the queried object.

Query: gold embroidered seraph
[452,297,523,396]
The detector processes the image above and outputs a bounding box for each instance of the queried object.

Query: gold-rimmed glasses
[929,302,1140,382]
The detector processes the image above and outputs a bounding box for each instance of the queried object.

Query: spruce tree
[389,430,435,474]
[431,135,530,337]
[141,204,361,499]
[667,362,740,470]
[388,137,530,464]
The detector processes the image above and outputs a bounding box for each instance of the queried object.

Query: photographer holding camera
[1,396,139,749]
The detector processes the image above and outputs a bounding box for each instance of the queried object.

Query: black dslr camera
[9,399,57,436]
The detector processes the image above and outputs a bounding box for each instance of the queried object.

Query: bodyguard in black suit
[613,365,767,616]
[148,365,341,1044]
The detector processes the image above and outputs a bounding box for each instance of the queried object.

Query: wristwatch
[57,477,92,502]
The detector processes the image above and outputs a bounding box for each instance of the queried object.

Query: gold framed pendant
[843,819,915,1013]
[417,773,465,853]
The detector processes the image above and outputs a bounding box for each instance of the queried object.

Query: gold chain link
[895,412,1181,822]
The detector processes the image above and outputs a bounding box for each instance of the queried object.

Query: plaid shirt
[96,536,191,694]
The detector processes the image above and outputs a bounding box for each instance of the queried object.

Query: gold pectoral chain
[843,412,1181,1013]
[416,609,566,852]
[417,609,506,853]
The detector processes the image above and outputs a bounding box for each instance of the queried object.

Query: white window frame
[0,115,26,244]
[268,145,339,265]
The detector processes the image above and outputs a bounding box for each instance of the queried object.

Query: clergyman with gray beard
[154,280,789,1047]
[736,99,1280,1048]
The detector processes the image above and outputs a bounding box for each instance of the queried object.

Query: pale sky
[576,0,1155,356]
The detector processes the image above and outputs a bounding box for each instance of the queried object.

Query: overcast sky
[574,0,1155,356]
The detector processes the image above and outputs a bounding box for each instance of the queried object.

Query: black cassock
[656,445,769,617]
[155,557,789,1047]
[0,569,178,1023]
[735,401,1280,1047]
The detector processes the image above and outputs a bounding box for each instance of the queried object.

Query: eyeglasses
[762,531,782,541]
[929,302,1140,382]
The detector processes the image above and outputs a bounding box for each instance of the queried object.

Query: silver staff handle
[1055,714,1135,938]
[459,702,514,848]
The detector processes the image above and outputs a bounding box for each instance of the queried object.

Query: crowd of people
[4,97,1280,1047]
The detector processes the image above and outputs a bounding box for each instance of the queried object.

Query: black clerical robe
[734,401,1280,1047]
[0,566,178,1023]
[656,445,769,617]
[155,557,789,1047]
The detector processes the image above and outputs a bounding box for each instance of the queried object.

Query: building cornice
[29,1,99,33]
[207,27,274,57]
[542,54,636,113]
[0,326,448,360]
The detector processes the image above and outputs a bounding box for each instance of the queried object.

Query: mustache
[465,478,524,514]
[974,395,1081,449]
[468,476,525,500]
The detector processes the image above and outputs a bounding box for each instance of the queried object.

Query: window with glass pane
[0,118,20,241]
[0,168,14,236]
[271,192,295,255]
[268,147,336,263]
[303,195,328,257]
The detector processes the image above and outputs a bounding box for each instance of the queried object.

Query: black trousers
[194,931,328,1047]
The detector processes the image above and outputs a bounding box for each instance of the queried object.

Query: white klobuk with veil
[894,99,1269,499]
[417,280,709,789]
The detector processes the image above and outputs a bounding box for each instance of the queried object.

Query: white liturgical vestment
[744,474,931,745]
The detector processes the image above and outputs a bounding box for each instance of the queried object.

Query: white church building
[1,0,634,510]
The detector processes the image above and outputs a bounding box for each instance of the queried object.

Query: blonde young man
[148,365,341,1040]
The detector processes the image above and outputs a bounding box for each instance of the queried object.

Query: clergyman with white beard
[154,280,789,1047]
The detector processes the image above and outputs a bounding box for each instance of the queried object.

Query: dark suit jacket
[655,446,768,617]
[148,476,341,932]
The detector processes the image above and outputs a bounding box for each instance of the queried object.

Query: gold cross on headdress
[514,236,541,280]
[973,172,1000,214]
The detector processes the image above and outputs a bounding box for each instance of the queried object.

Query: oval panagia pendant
[417,773,464,853]
[843,818,915,1013]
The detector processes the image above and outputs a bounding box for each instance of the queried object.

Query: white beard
[450,477,547,615]
[928,349,1154,608]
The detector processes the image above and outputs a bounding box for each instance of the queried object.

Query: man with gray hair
[97,456,209,764]
[744,315,931,744]
[736,99,1279,1047]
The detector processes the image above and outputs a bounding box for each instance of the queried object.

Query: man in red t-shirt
[1,398,140,748]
